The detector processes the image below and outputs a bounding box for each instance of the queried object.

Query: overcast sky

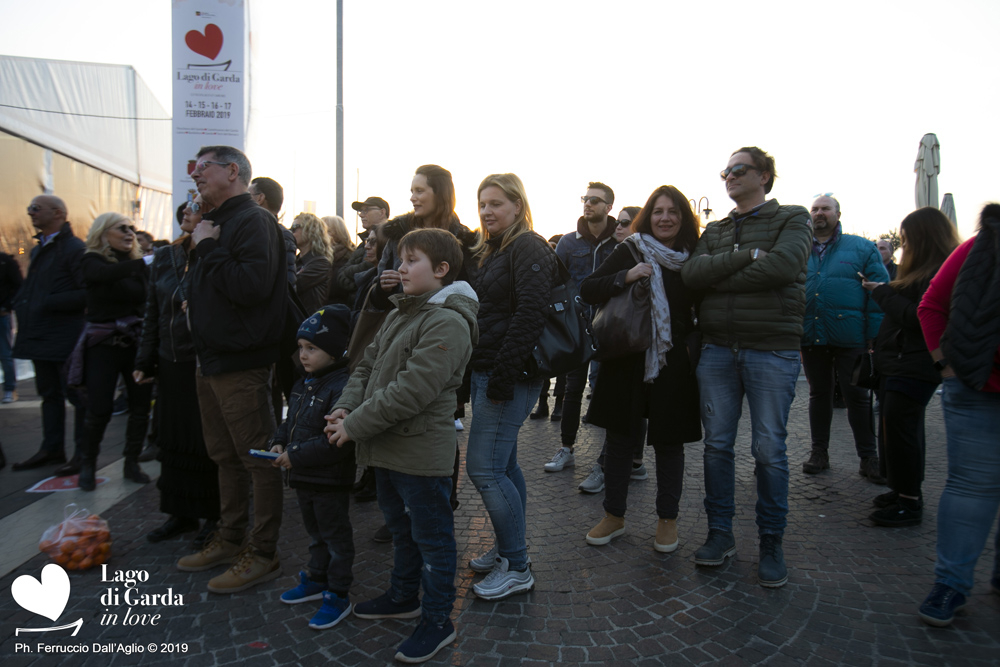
[2,0,998,241]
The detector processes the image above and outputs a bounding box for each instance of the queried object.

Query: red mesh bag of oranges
[39,503,112,571]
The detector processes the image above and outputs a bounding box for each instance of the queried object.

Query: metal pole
[336,0,344,217]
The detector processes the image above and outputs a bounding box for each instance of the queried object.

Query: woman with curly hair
[292,212,334,314]
[70,212,151,491]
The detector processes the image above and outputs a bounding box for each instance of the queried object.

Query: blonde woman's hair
[85,212,141,262]
[472,173,534,264]
[322,215,356,251]
[294,212,334,261]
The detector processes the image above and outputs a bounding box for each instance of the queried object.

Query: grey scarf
[631,233,689,382]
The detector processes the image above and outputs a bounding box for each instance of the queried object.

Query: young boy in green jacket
[325,228,478,664]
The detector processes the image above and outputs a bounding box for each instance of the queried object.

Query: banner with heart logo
[172,0,245,233]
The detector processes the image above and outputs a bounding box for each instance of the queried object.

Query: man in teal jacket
[801,196,889,480]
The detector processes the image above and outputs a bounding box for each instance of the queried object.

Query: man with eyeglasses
[336,196,390,296]
[177,146,287,595]
[543,182,618,475]
[681,147,811,588]
[10,195,88,472]
[800,195,888,483]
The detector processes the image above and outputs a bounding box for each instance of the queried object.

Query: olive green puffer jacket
[681,199,811,351]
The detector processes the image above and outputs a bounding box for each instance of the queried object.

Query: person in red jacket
[916,203,1000,627]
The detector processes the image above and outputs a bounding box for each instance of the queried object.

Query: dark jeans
[296,488,354,596]
[604,430,684,519]
[32,358,85,455]
[880,378,938,497]
[800,346,876,458]
[81,342,152,460]
[560,364,589,447]
[375,467,455,625]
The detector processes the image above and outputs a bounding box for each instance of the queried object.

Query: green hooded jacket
[334,281,480,476]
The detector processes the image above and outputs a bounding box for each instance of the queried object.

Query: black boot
[77,413,108,492]
[123,459,150,484]
[123,411,151,484]
[54,453,82,477]
[550,397,564,422]
[529,399,549,420]
[78,458,97,491]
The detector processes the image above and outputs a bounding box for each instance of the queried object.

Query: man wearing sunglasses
[543,182,618,475]
[336,195,390,296]
[178,146,287,595]
[681,147,811,589]
[10,195,88,472]
[800,196,889,482]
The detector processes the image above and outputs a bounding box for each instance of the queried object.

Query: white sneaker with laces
[630,462,648,481]
[544,447,575,472]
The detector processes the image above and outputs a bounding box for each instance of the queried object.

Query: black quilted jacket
[470,231,557,401]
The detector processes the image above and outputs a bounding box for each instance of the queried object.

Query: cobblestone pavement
[2,382,998,666]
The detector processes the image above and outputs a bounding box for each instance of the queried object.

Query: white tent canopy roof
[0,55,171,193]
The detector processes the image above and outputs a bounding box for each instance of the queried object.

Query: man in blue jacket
[800,195,889,480]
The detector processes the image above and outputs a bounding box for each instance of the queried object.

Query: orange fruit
[66,561,78,570]
[79,557,93,570]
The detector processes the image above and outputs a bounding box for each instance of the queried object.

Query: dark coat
[0,252,23,311]
[80,251,148,323]
[872,277,938,384]
[295,250,331,315]
[581,241,702,443]
[371,213,480,309]
[135,241,197,376]
[470,231,556,401]
[271,360,355,488]
[326,243,355,306]
[12,222,87,361]
[188,193,287,375]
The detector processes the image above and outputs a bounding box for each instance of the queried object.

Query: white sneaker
[544,447,575,472]
[578,464,605,493]
[472,557,534,600]
[469,545,497,573]
[454,418,464,431]
[630,462,648,481]
[2,390,15,404]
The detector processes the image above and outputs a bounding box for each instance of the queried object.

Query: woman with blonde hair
[323,215,357,306]
[465,173,556,601]
[291,212,333,314]
[69,212,151,491]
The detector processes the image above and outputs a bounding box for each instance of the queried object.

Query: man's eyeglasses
[192,160,232,174]
[362,206,383,214]
[720,164,758,180]
[27,205,47,213]
[581,196,607,206]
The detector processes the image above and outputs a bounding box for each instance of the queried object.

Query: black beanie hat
[297,304,351,359]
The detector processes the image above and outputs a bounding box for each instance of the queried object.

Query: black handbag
[592,241,651,360]
[851,349,879,389]
[513,250,598,381]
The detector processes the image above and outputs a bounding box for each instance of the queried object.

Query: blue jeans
[375,468,455,625]
[466,370,541,571]
[0,313,14,391]
[933,376,1000,596]
[697,344,801,536]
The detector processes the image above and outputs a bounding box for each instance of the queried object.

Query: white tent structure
[0,55,172,264]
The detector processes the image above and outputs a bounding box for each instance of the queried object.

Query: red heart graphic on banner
[185,24,223,60]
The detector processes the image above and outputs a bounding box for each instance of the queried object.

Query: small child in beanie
[269,304,356,629]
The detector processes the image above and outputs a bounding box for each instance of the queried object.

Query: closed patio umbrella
[940,193,957,226]
[915,133,940,209]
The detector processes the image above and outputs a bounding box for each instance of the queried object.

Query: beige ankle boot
[654,518,678,553]
[586,513,625,546]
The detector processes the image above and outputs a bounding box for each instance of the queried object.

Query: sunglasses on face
[27,204,47,213]
[192,160,232,174]
[616,220,631,228]
[185,202,202,214]
[720,163,758,180]
[114,224,137,234]
[581,196,607,206]
[289,224,302,231]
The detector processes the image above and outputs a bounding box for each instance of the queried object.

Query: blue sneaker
[280,571,327,605]
[918,583,967,627]
[308,591,351,630]
[353,590,421,619]
[394,617,456,663]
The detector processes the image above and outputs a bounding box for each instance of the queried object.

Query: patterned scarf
[631,233,689,382]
